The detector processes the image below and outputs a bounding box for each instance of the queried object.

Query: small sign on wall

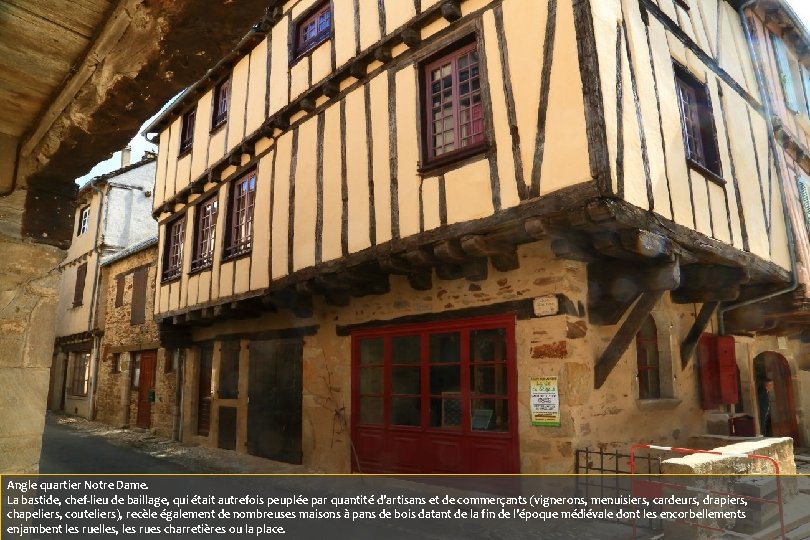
[533,295,559,317]
[530,376,560,427]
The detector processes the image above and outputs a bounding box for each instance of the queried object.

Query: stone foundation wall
[0,193,65,472]
[182,240,715,472]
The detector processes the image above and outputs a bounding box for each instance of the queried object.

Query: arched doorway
[753,352,799,444]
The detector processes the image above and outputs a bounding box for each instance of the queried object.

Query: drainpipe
[718,1,799,335]
[87,182,107,419]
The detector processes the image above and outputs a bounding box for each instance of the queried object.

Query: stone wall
[96,245,176,436]
[182,240,712,473]
[0,189,64,472]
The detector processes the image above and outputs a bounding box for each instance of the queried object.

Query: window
[801,65,810,118]
[179,108,196,154]
[354,317,514,432]
[70,352,91,396]
[191,196,219,271]
[674,64,722,178]
[771,33,801,114]
[77,206,90,236]
[421,41,486,168]
[73,262,87,307]
[130,267,148,325]
[212,79,230,129]
[131,353,141,389]
[224,172,256,259]
[162,216,186,282]
[294,2,332,58]
[797,175,810,234]
[111,353,121,374]
[636,316,660,399]
[115,273,125,307]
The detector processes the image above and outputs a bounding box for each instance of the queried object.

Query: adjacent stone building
[49,154,157,419]
[95,238,177,438]
[142,0,810,474]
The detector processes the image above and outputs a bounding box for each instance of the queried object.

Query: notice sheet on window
[530,376,560,427]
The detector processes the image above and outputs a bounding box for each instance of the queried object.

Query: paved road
[39,419,191,474]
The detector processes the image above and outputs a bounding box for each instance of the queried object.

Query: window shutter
[697,334,721,410]
[771,34,800,112]
[797,175,810,234]
[697,334,740,409]
[73,263,87,307]
[115,274,125,307]
[130,267,148,325]
[801,66,810,117]
[716,336,739,405]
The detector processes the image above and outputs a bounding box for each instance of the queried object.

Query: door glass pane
[470,364,507,396]
[360,338,383,365]
[360,396,383,424]
[429,332,460,363]
[392,335,420,364]
[360,367,383,394]
[471,329,506,362]
[471,398,508,432]
[431,397,461,429]
[392,367,420,394]
[391,397,420,426]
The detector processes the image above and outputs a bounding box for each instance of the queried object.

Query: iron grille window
[77,206,90,236]
[674,64,722,179]
[212,79,230,128]
[131,354,141,389]
[294,2,332,58]
[422,41,486,168]
[179,108,196,154]
[191,196,219,271]
[111,353,121,374]
[636,316,660,399]
[224,172,256,259]
[70,352,90,396]
[162,216,186,282]
[797,175,810,234]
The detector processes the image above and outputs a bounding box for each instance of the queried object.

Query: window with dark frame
[224,172,256,259]
[77,206,90,236]
[70,352,91,396]
[673,64,722,179]
[162,216,186,282]
[212,79,230,129]
[179,108,196,154]
[294,1,332,59]
[191,196,219,271]
[73,262,87,307]
[421,40,486,168]
[636,316,661,400]
[111,353,121,374]
[130,267,148,326]
[115,273,125,307]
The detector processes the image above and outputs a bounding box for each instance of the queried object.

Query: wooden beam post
[680,301,720,369]
[594,290,664,389]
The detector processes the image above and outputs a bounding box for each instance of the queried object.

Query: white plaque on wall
[533,295,559,317]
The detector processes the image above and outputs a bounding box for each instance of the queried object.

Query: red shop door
[136,350,157,429]
[352,315,519,474]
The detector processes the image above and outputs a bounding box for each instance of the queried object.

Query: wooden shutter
[771,34,800,112]
[130,267,148,325]
[716,336,739,405]
[698,334,740,409]
[115,274,125,307]
[801,66,810,117]
[73,263,87,307]
[797,175,810,234]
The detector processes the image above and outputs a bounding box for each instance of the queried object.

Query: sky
[76,0,810,186]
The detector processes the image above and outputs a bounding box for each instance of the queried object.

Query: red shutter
[697,334,720,410]
[130,267,148,325]
[716,336,739,404]
[698,334,739,409]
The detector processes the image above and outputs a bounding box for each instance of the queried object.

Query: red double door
[352,315,519,474]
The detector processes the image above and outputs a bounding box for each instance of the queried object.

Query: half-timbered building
[144,0,809,472]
